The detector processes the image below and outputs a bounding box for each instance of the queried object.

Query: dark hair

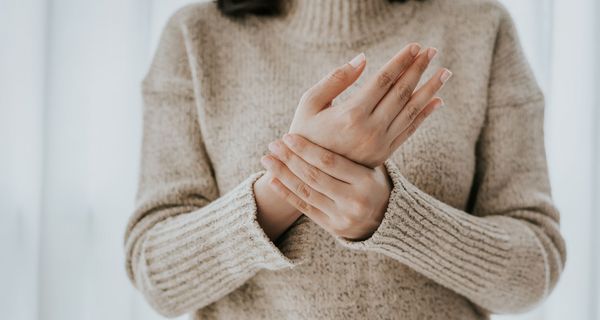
[216,0,416,17]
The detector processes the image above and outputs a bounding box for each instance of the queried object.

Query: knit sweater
[124,0,566,319]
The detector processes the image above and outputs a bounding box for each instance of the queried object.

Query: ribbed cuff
[334,160,520,297]
[137,172,298,315]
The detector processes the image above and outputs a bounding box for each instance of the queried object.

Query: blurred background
[0,0,598,319]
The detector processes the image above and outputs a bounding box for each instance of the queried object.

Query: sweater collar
[267,0,417,49]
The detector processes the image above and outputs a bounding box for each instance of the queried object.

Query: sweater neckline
[258,0,418,50]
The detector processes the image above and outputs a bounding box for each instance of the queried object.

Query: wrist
[255,173,300,216]
[254,173,302,240]
[375,164,392,223]
[376,164,393,190]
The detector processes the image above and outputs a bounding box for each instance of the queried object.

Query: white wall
[0,0,597,320]
[0,0,45,319]
[496,0,600,315]
[543,0,599,319]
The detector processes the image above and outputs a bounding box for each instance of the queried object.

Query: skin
[254,43,452,241]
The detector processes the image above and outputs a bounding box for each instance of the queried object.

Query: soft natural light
[0,0,598,319]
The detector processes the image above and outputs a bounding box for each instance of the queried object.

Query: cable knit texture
[124,0,566,318]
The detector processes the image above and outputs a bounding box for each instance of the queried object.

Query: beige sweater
[124,0,566,319]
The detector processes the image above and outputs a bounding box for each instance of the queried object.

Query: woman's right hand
[288,43,452,168]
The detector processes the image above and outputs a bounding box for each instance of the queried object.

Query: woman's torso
[176,0,504,318]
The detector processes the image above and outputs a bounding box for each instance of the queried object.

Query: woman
[124,0,566,318]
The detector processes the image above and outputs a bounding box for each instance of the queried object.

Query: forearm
[254,172,303,241]
[126,173,297,317]
[336,160,565,313]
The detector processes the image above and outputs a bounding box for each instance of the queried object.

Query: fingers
[373,47,437,124]
[264,175,332,229]
[301,53,366,113]
[352,43,421,112]
[281,134,371,183]
[260,154,335,214]
[268,139,347,198]
[389,97,443,152]
[387,68,451,136]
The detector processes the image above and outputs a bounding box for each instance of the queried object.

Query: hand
[289,43,451,168]
[261,134,392,241]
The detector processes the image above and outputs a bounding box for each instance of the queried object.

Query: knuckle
[278,184,292,199]
[293,137,305,151]
[406,123,418,136]
[406,104,421,122]
[319,151,336,167]
[376,71,395,89]
[395,83,413,103]
[278,147,291,162]
[295,182,312,199]
[306,166,320,184]
[294,197,310,211]
[328,68,348,83]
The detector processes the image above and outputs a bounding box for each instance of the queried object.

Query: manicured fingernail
[440,69,453,84]
[427,48,438,60]
[410,43,421,56]
[268,141,280,154]
[261,156,273,167]
[283,134,296,146]
[434,99,445,110]
[349,52,365,68]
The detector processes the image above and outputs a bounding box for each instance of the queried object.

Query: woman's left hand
[260,133,392,241]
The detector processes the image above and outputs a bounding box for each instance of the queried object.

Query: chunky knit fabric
[124,0,566,319]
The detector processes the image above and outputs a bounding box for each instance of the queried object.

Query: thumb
[300,52,366,113]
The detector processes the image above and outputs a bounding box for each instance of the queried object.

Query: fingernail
[283,134,296,146]
[440,69,453,84]
[268,141,280,154]
[434,99,445,110]
[261,156,273,167]
[349,52,365,68]
[427,48,438,60]
[410,43,421,56]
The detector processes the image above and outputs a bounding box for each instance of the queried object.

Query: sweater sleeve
[123,9,298,318]
[335,6,566,315]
